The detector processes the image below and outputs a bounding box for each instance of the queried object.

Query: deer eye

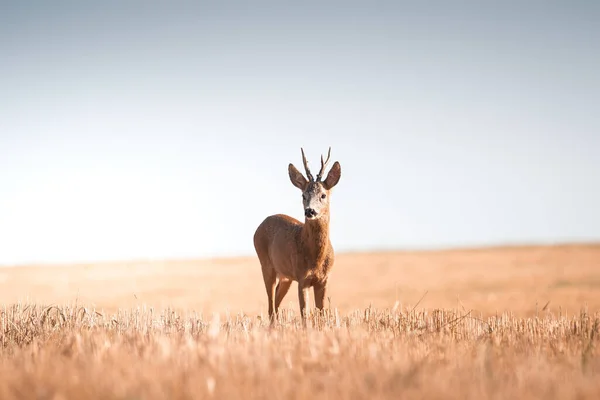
[321,194,326,200]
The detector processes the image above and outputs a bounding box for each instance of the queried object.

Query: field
[0,244,599,399]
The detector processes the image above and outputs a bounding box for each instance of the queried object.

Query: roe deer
[253,147,342,324]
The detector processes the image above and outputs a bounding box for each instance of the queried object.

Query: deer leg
[274,280,292,315]
[313,281,327,314]
[262,268,278,324]
[298,283,310,328]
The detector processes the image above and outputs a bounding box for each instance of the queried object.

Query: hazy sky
[1,1,599,265]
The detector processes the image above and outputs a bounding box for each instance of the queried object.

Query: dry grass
[1,244,600,399]
[0,303,598,399]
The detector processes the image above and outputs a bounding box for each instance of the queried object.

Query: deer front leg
[298,282,310,327]
[313,281,327,313]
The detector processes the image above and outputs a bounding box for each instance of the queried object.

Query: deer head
[288,147,342,220]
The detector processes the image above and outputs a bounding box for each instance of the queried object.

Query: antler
[316,147,332,182]
[300,148,314,182]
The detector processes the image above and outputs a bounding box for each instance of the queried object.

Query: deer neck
[301,214,330,262]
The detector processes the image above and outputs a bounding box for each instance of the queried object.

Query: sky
[1,1,599,265]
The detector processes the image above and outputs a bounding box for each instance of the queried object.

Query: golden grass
[1,244,600,398]
[0,303,598,399]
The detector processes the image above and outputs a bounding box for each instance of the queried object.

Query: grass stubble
[0,302,598,400]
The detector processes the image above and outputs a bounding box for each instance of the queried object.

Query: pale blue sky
[1,1,599,265]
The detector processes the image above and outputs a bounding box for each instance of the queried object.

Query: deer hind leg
[298,283,310,328]
[313,281,327,315]
[260,263,278,324]
[274,279,292,315]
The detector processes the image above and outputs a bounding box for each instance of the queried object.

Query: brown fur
[253,148,342,324]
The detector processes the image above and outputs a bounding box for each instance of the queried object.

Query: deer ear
[288,164,308,191]
[322,161,341,190]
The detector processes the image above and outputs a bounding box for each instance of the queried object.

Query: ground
[1,244,599,316]
[0,244,598,399]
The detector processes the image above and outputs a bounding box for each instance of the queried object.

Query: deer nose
[305,208,317,218]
